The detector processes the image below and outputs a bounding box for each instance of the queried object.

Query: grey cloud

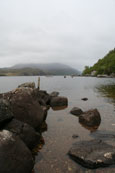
[0,0,115,70]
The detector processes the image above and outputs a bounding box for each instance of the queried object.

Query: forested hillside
[83,49,115,75]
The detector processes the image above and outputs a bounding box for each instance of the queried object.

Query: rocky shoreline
[0,81,115,172]
[0,82,68,173]
[69,107,115,170]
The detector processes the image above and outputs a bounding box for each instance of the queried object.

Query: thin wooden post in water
[38,77,40,90]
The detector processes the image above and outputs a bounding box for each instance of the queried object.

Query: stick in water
[38,77,40,89]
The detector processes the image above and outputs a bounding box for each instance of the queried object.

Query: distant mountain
[0,63,80,76]
[83,49,115,76]
[0,67,46,76]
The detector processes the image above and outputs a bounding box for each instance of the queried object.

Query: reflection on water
[51,105,68,111]
[39,121,48,133]
[33,77,115,173]
[96,83,115,104]
[32,136,45,156]
[90,130,115,140]
[79,122,100,132]
[32,122,48,159]
[0,76,115,172]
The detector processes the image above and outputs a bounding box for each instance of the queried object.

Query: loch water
[0,76,115,173]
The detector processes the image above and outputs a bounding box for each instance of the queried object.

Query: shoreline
[0,82,68,173]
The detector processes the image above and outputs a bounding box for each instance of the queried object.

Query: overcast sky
[0,0,115,71]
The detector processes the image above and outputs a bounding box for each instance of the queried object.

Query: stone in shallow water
[68,139,115,169]
[50,96,68,107]
[81,98,88,101]
[70,107,83,116]
[79,109,101,127]
[72,134,79,139]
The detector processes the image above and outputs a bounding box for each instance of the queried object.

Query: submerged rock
[0,100,14,128]
[0,130,34,173]
[72,134,79,139]
[68,139,115,169]
[90,130,115,141]
[50,96,68,107]
[4,119,40,149]
[70,107,83,116]
[79,109,101,127]
[81,98,88,101]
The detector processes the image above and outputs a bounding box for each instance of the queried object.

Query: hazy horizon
[0,62,80,72]
[0,0,115,71]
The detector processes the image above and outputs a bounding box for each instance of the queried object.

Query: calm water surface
[0,76,115,173]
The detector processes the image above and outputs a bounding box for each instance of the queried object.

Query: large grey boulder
[4,119,40,149]
[18,82,35,89]
[70,107,83,117]
[33,89,51,106]
[1,88,45,129]
[50,96,68,107]
[0,130,34,173]
[79,109,101,127]
[68,139,115,169]
[50,91,59,97]
[0,99,13,128]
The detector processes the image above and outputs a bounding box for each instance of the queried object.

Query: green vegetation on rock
[96,84,115,104]
[83,49,115,76]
